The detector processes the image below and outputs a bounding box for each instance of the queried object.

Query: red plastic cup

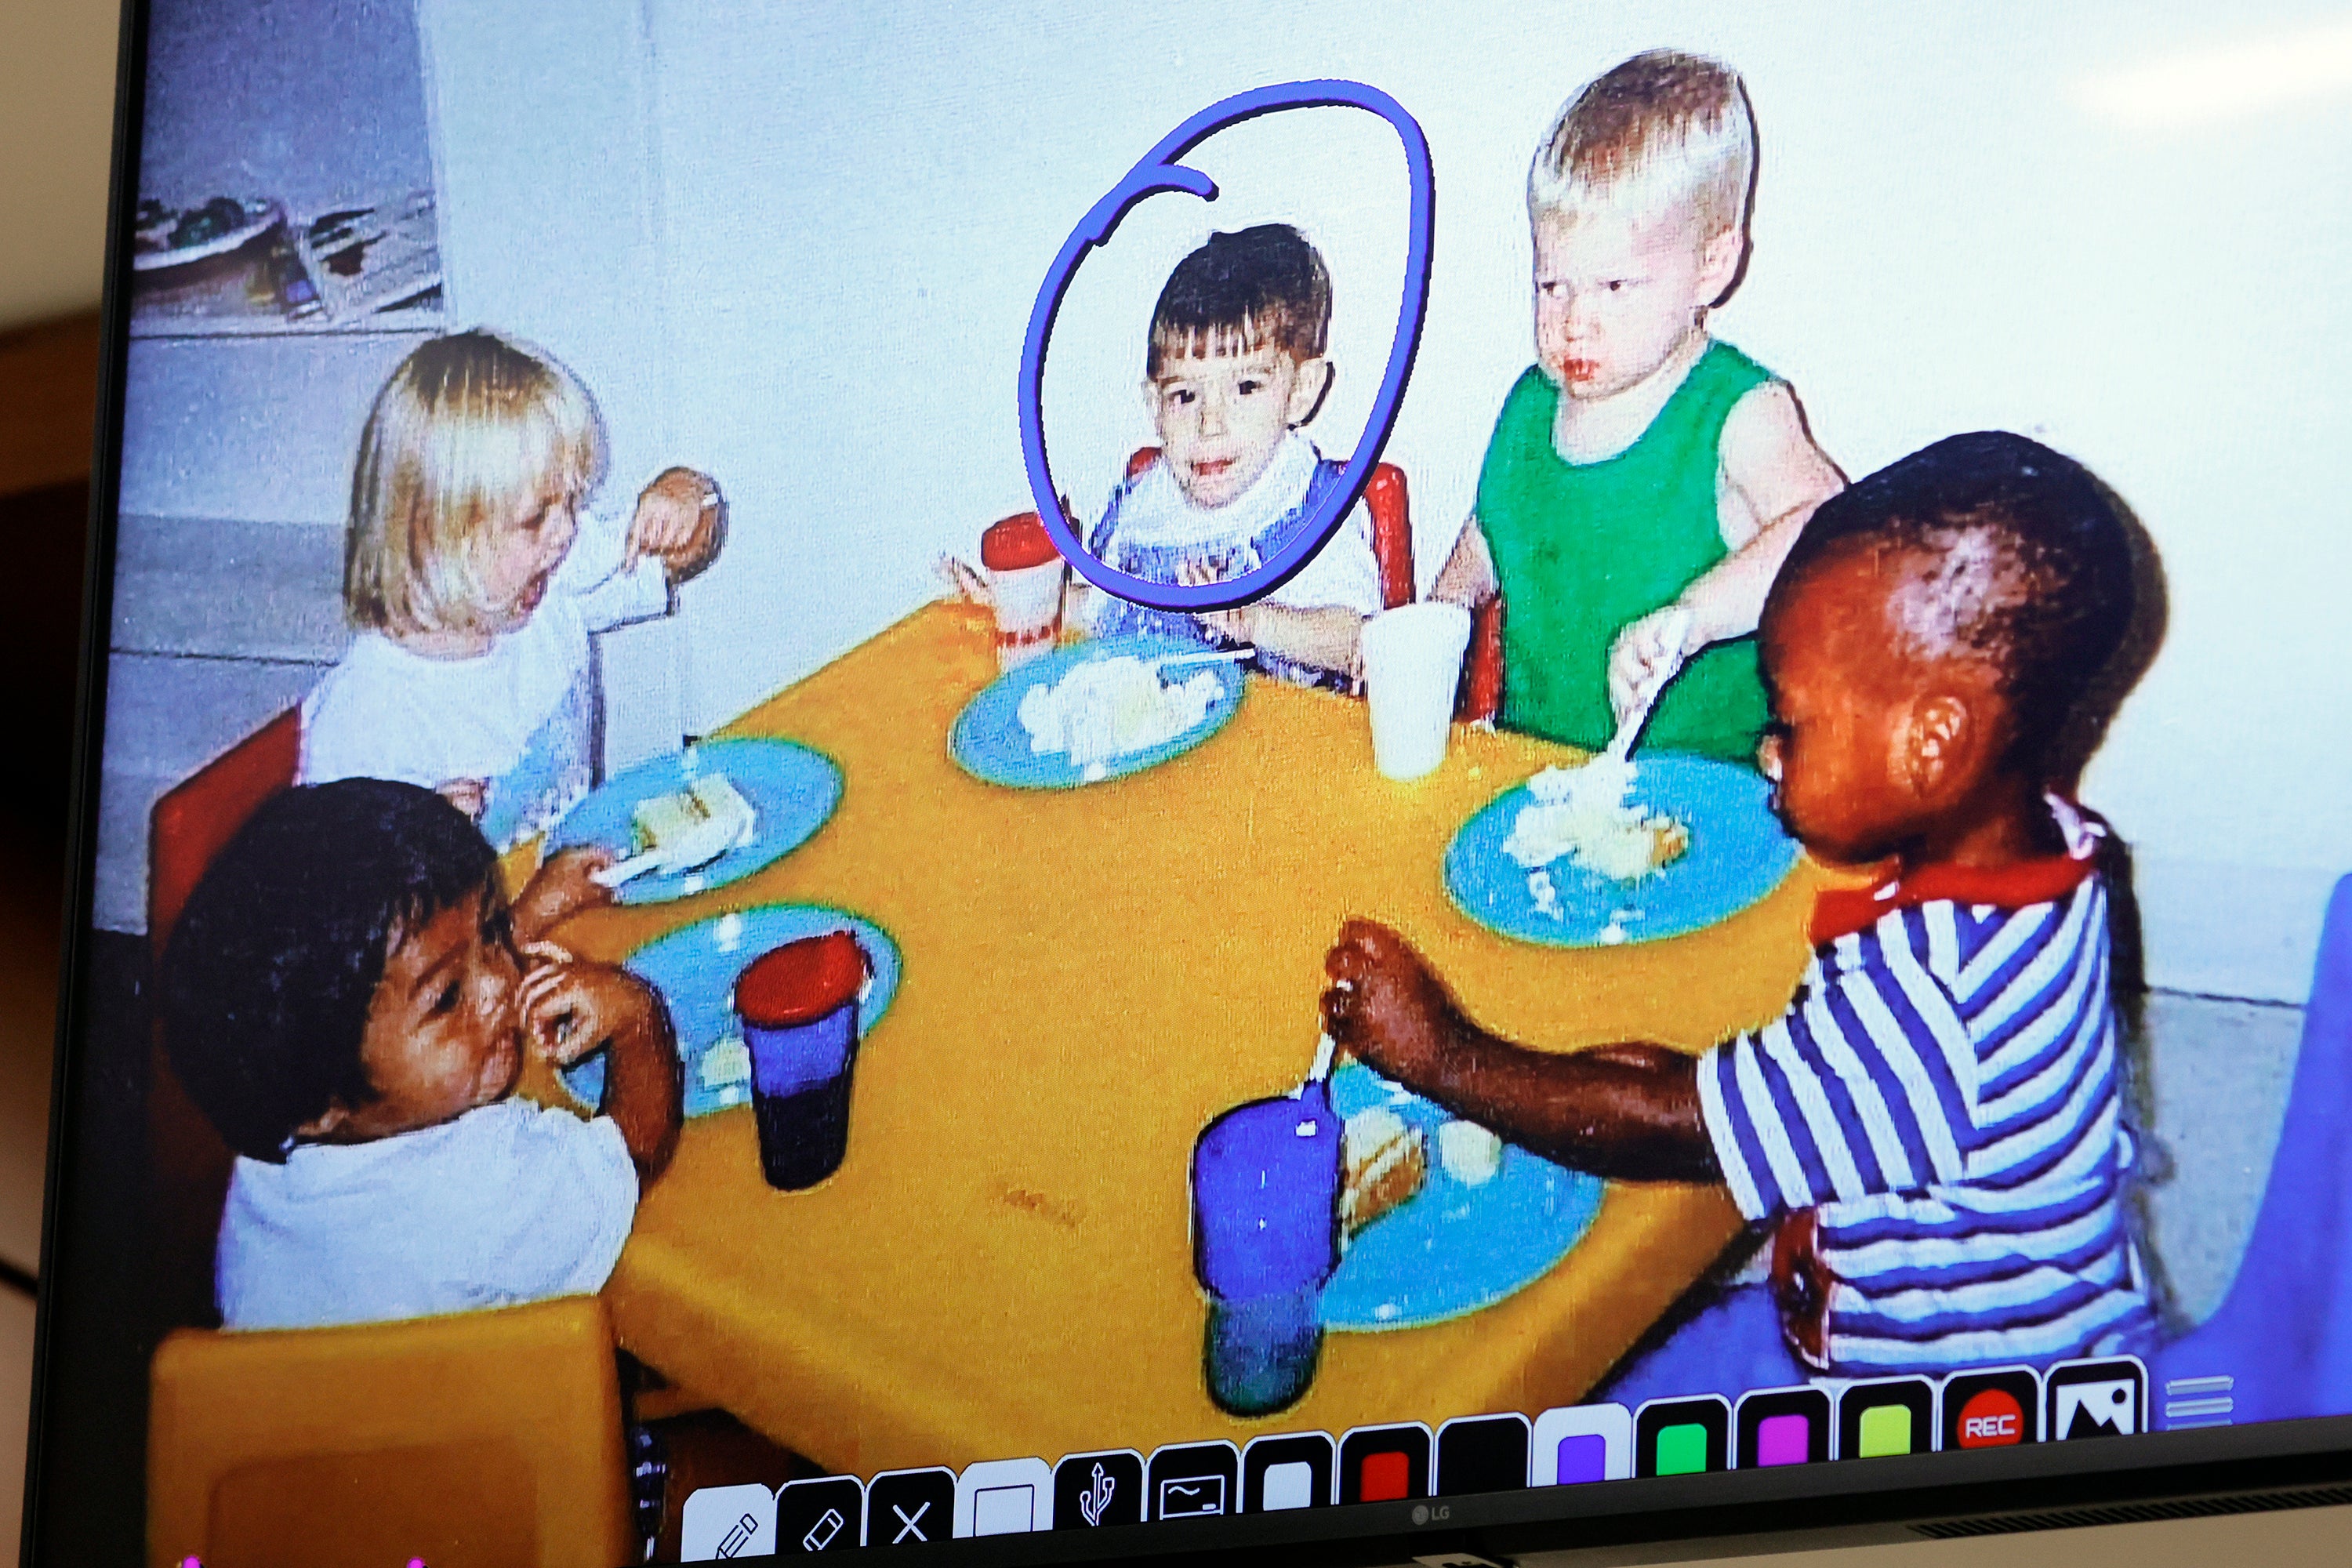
[982,512,1066,670]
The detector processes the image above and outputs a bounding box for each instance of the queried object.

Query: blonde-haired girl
[301,329,722,866]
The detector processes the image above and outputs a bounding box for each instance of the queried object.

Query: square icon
[1838,1378,1935,1459]
[955,1457,1052,1537]
[865,1468,956,1546]
[1736,1387,1830,1469]
[776,1475,864,1553]
[1338,1423,1431,1504]
[2047,1356,2147,1441]
[1530,1403,1632,1485]
[1053,1450,1144,1530]
[1942,1367,2042,1450]
[1436,1413,1531,1496]
[681,1483,775,1561]
[1243,1432,1334,1512]
[1147,1442,1239,1522]
[1635,1396,1730,1478]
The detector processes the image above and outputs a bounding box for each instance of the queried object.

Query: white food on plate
[1501,756,1689,884]
[1437,1120,1504,1186]
[631,772,757,874]
[699,1037,752,1089]
[1016,655,1222,770]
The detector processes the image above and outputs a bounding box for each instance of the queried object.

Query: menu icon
[2047,1357,2147,1441]
[1053,1450,1143,1530]
[1338,1423,1431,1504]
[1941,1367,2042,1450]
[1146,1441,1240,1522]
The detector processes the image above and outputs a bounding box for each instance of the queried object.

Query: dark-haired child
[163,778,682,1330]
[1324,433,2156,1388]
[951,223,1382,687]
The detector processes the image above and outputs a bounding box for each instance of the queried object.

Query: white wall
[408,0,2352,999]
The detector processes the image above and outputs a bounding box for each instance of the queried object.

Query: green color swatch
[1856,1405,1915,1457]
[1654,1423,1709,1476]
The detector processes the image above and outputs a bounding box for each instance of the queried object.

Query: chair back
[2153,875,2352,1428]
[1120,446,1414,610]
[1458,596,1504,721]
[147,1295,634,1568]
[145,706,303,1329]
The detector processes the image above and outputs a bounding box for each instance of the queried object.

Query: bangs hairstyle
[162,780,501,1163]
[1773,431,2137,777]
[1145,224,1332,379]
[343,329,604,636]
[1528,49,1756,241]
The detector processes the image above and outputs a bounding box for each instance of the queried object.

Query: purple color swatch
[1755,1413,1812,1467]
[1555,1434,1607,1484]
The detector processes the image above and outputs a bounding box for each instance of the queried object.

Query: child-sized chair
[1123,447,1417,610]
[147,1296,637,1568]
[146,706,303,1330]
[2151,874,2352,1428]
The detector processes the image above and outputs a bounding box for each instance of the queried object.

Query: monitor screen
[26,2,2352,1565]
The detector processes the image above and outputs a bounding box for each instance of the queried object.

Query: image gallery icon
[2047,1357,2148,1441]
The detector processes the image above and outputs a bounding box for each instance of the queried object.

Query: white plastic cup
[982,512,1067,670]
[1359,602,1472,781]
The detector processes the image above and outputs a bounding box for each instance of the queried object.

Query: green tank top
[1475,339,1773,764]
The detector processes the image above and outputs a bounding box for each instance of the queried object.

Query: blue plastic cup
[735,931,868,1191]
[1190,1079,1341,1414]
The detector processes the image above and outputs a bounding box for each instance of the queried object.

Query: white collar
[1112,432,1320,554]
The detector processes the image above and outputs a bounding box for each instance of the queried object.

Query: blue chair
[2152,875,2352,1429]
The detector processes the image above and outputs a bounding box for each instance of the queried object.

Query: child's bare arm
[1684,383,1845,644]
[1430,516,1499,608]
[1320,919,1718,1182]
[511,847,615,943]
[522,960,683,1181]
[1200,601,1364,678]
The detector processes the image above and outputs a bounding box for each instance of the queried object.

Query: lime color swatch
[1857,1405,1914,1457]
[1654,1423,1709,1476]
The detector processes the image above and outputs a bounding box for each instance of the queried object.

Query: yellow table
[557,603,1837,1476]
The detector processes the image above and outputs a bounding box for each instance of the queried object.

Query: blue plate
[546,739,841,906]
[561,904,902,1118]
[1443,754,1798,949]
[949,635,1245,789]
[1321,1062,1604,1331]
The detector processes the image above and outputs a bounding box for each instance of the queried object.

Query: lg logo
[1409,1504,1452,1525]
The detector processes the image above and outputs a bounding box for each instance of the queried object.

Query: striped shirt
[1697,824,2154,1376]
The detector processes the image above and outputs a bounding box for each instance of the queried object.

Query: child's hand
[520,957,661,1069]
[626,466,723,582]
[937,554,995,607]
[513,846,615,942]
[1607,605,1700,726]
[1319,918,1456,1091]
[437,778,489,822]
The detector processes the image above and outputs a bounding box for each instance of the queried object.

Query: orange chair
[146,706,303,1330]
[148,1297,636,1568]
[1123,447,1416,610]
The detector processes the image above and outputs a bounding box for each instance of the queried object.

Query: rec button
[1942,1367,2042,1450]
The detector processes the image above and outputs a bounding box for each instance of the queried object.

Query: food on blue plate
[1500,755,1689,884]
[1341,1106,1427,1238]
[1016,655,1222,773]
[699,1036,752,1092]
[1437,1119,1504,1187]
[629,772,757,873]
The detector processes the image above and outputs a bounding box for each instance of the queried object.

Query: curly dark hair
[1771,430,2137,776]
[1145,223,1332,380]
[161,779,499,1162]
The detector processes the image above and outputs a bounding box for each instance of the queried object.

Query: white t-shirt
[300,510,670,850]
[216,1098,639,1331]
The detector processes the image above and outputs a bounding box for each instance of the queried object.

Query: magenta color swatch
[1755,1413,1812,1467]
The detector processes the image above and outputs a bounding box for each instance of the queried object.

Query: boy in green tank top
[1432,50,1844,765]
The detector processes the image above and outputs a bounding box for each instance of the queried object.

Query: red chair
[147,706,303,1328]
[1460,596,1504,722]
[1123,447,1415,610]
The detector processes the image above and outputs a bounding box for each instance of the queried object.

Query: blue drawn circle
[561,903,902,1119]
[545,739,841,906]
[1018,81,1435,613]
[949,635,1246,789]
[1320,1062,1605,1331]
[1443,756,1799,948]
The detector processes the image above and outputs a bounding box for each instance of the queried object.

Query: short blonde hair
[343,329,604,635]
[1528,50,1756,241]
